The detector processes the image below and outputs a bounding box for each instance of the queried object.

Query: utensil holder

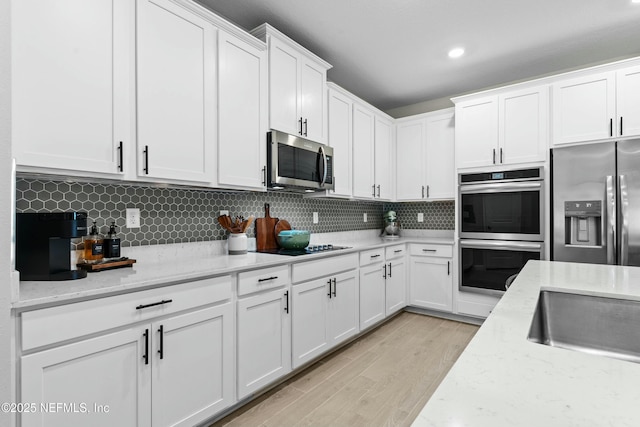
[228,233,248,255]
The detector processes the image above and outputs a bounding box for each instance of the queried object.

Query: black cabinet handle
[303,118,308,136]
[492,148,496,164]
[426,185,430,198]
[136,299,173,310]
[262,166,266,186]
[118,141,124,172]
[299,117,303,135]
[610,118,613,137]
[620,117,623,136]
[422,185,425,198]
[158,325,164,360]
[327,279,332,299]
[447,261,450,276]
[370,254,381,258]
[422,249,436,252]
[500,148,503,164]
[388,262,392,278]
[143,145,149,175]
[372,185,376,197]
[258,276,278,283]
[377,185,380,197]
[143,329,149,365]
[332,278,337,297]
[383,263,387,279]
[284,291,289,313]
[394,249,403,253]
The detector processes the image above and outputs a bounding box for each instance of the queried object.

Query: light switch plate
[220,210,229,216]
[417,213,424,223]
[126,208,141,228]
[313,212,319,224]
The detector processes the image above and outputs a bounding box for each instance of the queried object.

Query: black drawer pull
[258,276,278,282]
[394,249,403,253]
[370,254,381,258]
[422,249,437,252]
[136,299,173,310]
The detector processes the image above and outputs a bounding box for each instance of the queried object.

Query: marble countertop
[412,260,640,427]
[15,231,454,310]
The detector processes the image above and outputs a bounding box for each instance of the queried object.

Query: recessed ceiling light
[448,47,465,59]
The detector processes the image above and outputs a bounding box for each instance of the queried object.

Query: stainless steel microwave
[267,130,334,192]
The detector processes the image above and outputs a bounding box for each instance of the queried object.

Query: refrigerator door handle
[620,175,629,266]
[606,175,616,265]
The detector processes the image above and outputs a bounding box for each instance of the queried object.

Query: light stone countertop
[412,260,640,427]
[15,230,453,310]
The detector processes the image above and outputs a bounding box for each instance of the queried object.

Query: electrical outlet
[363,213,368,222]
[313,212,319,224]
[126,208,141,228]
[417,212,424,223]
[220,210,229,216]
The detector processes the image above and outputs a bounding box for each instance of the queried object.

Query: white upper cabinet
[327,85,353,197]
[455,86,548,169]
[552,65,640,145]
[137,0,216,184]
[396,109,455,201]
[12,0,134,176]
[252,24,331,144]
[217,30,268,190]
[374,116,394,200]
[352,103,376,199]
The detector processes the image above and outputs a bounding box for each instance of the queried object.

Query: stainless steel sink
[527,290,640,363]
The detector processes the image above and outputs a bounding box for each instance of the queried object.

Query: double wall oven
[459,168,544,295]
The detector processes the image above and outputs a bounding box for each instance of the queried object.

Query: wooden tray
[77,258,136,272]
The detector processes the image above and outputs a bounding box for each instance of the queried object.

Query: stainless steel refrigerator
[552,139,640,266]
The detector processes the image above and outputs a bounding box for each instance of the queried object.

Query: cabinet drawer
[237,265,290,296]
[360,248,385,266]
[410,243,453,258]
[385,244,406,260]
[292,253,358,284]
[21,275,232,351]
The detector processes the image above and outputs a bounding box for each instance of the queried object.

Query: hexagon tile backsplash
[16,178,454,247]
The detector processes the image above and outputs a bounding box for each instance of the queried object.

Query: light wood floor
[211,312,479,427]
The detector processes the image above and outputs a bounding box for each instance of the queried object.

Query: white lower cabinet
[385,253,407,316]
[237,288,291,399]
[20,277,234,427]
[292,270,359,369]
[409,244,453,312]
[359,261,386,330]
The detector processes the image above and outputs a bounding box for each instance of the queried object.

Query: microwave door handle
[319,146,328,186]
[605,176,616,265]
[619,175,629,265]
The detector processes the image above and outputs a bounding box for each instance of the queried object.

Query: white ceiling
[197,0,640,113]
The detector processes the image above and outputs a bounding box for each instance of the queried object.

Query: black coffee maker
[16,212,88,281]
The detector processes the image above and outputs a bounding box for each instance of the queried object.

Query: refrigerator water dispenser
[564,201,602,247]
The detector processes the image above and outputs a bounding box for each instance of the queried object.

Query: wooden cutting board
[256,203,279,251]
[274,219,292,239]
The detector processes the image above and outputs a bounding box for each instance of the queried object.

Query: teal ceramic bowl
[276,230,310,249]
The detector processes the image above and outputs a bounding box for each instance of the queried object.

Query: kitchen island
[412,260,640,427]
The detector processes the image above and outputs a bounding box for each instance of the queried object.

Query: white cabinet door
[301,60,327,143]
[410,257,453,312]
[21,327,150,427]
[359,263,386,330]
[374,116,394,200]
[425,111,455,199]
[137,0,215,183]
[237,289,291,399]
[327,88,353,197]
[385,258,407,316]
[455,98,499,169]
[499,86,548,165]
[552,72,616,145]
[352,103,376,199]
[617,65,640,138]
[218,31,267,190]
[151,304,233,427]
[269,38,300,136]
[396,119,426,201]
[327,270,359,347]
[292,279,329,369]
[12,0,132,175]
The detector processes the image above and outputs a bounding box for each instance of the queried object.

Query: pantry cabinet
[409,244,453,312]
[455,86,548,169]
[136,0,216,183]
[20,277,234,427]
[217,30,268,190]
[12,0,134,176]
[252,24,331,144]
[396,109,455,201]
[552,65,640,145]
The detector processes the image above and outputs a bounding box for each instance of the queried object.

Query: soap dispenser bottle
[104,221,121,259]
[83,221,104,264]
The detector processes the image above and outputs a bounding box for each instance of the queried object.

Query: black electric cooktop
[257,245,351,256]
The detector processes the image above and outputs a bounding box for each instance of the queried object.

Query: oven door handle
[460,239,543,252]
[319,146,328,187]
[459,181,542,194]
